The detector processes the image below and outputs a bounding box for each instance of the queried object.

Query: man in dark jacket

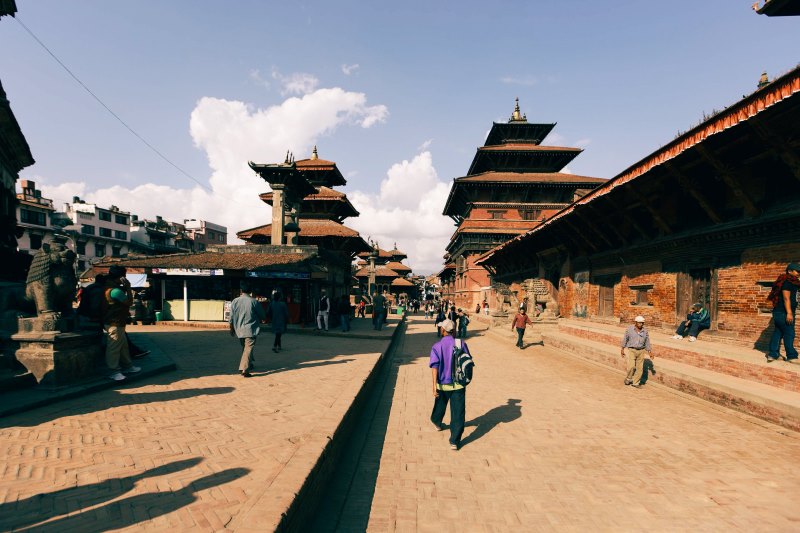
[103,266,140,381]
[767,262,800,363]
[672,303,711,342]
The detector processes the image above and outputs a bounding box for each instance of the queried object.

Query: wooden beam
[585,202,628,246]
[562,218,599,252]
[628,187,673,235]
[664,161,724,224]
[573,207,615,248]
[604,195,651,241]
[695,144,760,217]
[748,117,800,182]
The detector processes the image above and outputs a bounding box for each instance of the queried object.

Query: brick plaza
[1,317,799,531]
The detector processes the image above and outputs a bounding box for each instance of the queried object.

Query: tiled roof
[357,248,393,259]
[391,278,415,287]
[477,144,581,152]
[97,251,309,270]
[385,261,412,272]
[455,171,606,184]
[238,219,361,239]
[354,265,400,278]
[295,158,336,169]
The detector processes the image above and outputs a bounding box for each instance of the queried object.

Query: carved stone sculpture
[25,237,77,321]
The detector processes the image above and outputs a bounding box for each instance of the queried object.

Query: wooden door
[598,284,614,317]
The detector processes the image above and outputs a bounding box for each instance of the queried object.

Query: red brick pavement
[0,323,391,531]
[367,318,800,532]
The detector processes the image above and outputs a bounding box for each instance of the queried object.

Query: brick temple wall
[552,242,800,348]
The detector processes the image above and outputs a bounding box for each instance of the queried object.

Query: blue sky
[2,1,797,272]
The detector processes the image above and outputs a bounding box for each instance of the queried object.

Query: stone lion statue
[25,238,77,318]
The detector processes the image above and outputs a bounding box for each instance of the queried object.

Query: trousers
[625,347,646,384]
[105,325,132,371]
[431,387,466,446]
[239,337,256,372]
[769,310,798,360]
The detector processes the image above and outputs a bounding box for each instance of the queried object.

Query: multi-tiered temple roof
[238,147,370,254]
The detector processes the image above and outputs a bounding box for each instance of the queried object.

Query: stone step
[542,329,800,432]
[558,319,800,393]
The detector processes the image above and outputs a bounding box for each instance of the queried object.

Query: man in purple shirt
[430,318,472,450]
[620,315,654,388]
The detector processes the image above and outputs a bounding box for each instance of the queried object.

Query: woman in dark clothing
[269,292,290,352]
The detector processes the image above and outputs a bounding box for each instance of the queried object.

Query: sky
[1,1,798,274]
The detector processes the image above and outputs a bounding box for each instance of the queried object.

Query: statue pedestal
[10,330,103,389]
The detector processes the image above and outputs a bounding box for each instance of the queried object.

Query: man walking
[229,281,267,377]
[511,307,533,349]
[766,262,800,363]
[102,266,140,381]
[317,289,330,331]
[339,295,351,332]
[429,318,471,450]
[372,290,386,331]
[621,315,654,387]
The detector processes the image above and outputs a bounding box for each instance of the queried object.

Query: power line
[13,16,249,208]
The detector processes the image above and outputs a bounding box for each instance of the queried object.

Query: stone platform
[513,318,800,432]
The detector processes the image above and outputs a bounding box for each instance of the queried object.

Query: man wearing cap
[430,318,471,450]
[620,315,653,388]
[103,265,140,381]
[229,280,267,377]
[766,262,800,363]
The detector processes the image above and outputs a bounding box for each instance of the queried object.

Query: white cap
[436,319,456,332]
[634,315,645,323]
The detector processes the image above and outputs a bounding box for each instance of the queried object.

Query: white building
[183,219,227,251]
[60,197,132,273]
[15,180,56,255]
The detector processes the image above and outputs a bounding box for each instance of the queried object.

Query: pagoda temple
[441,99,606,312]
[354,242,417,303]
[238,147,371,256]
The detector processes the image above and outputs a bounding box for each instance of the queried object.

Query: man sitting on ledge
[672,303,711,342]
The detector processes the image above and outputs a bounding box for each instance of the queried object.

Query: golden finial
[509,97,527,123]
[758,71,769,89]
[311,145,318,160]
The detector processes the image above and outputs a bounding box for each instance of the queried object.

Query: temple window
[629,284,654,306]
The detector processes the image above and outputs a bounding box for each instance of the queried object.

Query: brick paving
[367,318,800,532]
[0,318,392,532]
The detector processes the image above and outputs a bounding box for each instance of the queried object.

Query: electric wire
[13,16,251,207]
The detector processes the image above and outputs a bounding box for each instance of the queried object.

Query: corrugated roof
[97,251,309,270]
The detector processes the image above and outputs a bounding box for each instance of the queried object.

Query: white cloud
[341,63,360,75]
[575,138,592,148]
[347,150,455,274]
[39,87,389,246]
[271,69,320,96]
[418,139,433,151]
[248,69,270,89]
[500,75,539,86]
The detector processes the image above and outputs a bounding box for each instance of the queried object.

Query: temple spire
[311,145,319,160]
[509,97,528,123]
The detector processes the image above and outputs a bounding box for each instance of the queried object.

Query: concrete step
[542,329,800,432]
[558,319,800,393]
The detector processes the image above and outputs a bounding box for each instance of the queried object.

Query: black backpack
[451,339,475,386]
[77,283,105,321]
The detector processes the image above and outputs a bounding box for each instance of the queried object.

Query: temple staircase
[539,319,800,432]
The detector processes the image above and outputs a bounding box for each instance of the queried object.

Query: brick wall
[551,242,800,348]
